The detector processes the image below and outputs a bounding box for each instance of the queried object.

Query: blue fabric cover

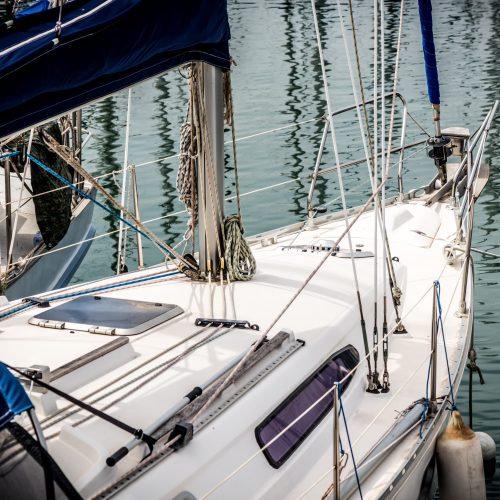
[0,0,231,139]
[15,0,51,19]
[0,362,33,430]
[418,0,440,105]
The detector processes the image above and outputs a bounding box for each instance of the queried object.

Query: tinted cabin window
[255,345,359,468]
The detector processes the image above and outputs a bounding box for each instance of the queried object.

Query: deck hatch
[28,295,183,336]
[255,345,359,468]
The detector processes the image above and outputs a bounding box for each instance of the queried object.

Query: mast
[197,63,225,277]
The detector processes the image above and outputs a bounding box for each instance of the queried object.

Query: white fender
[436,410,486,500]
[475,431,496,479]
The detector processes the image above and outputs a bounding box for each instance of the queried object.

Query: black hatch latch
[23,296,50,308]
[195,318,260,331]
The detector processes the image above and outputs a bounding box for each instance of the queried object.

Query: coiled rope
[177,115,198,237]
[224,215,256,281]
[176,64,256,281]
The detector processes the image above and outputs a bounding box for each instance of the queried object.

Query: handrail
[315,139,426,178]
[426,100,498,206]
[307,92,409,218]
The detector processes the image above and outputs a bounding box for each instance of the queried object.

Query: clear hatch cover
[28,295,183,336]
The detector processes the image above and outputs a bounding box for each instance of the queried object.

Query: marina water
[3,1,499,497]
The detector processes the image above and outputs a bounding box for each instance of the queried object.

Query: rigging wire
[6,128,34,273]
[26,153,188,270]
[197,253,456,498]
[191,168,395,431]
[335,0,406,389]
[222,71,256,281]
[346,0,375,170]
[372,0,381,390]
[380,0,391,393]
[39,322,213,429]
[38,133,197,273]
[328,0,376,391]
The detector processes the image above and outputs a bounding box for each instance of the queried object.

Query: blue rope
[420,280,458,438]
[51,270,180,302]
[338,383,363,499]
[0,151,20,160]
[435,280,456,409]
[27,153,178,260]
[420,357,432,438]
[0,271,180,321]
[0,302,33,320]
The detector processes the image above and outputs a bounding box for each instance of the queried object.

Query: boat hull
[5,195,95,301]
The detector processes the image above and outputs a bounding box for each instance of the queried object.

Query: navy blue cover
[15,0,51,19]
[418,0,440,105]
[0,0,231,139]
[0,362,33,429]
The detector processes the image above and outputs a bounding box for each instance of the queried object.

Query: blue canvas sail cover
[0,362,33,429]
[0,0,231,140]
[418,0,440,105]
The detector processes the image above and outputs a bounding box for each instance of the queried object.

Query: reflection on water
[154,75,183,248]
[3,0,498,494]
[86,96,122,274]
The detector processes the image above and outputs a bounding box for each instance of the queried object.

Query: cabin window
[255,345,359,468]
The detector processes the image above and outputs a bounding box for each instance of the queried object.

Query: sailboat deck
[0,197,470,499]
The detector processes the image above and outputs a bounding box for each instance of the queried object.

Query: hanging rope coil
[176,120,198,233]
[224,215,256,281]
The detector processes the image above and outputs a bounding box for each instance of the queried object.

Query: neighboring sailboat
[0,0,495,499]
[1,118,96,300]
[0,2,95,300]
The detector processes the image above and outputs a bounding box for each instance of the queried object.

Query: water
[4,0,499,496]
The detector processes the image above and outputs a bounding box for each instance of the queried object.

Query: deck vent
[311,239,338,252]
[28,295,183,336]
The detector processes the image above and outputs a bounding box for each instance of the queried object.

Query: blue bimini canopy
[0,0,231,140]
[0,362,33,430]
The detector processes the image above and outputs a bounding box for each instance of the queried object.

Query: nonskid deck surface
[0,198,470,499]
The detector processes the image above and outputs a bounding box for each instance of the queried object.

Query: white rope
[199,259,453,498]
[380,0,391,389]
[177,66,199,241]
[224,215,256,281]
[383,0,405,179]
[133,117,320,169]
[116,88,132,274]
[176,122,198,229]
[470,247,500,259]
[311,0,364,302]
[193,177,392,457]
[297,418,422,500]
[2,150,408,275]
[380,0,387,239]
[0,168,125,213]
[372,0,381,381]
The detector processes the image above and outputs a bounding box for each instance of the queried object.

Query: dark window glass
[255,345,359,468]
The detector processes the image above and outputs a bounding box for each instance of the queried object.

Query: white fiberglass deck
[0,196,471,500]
